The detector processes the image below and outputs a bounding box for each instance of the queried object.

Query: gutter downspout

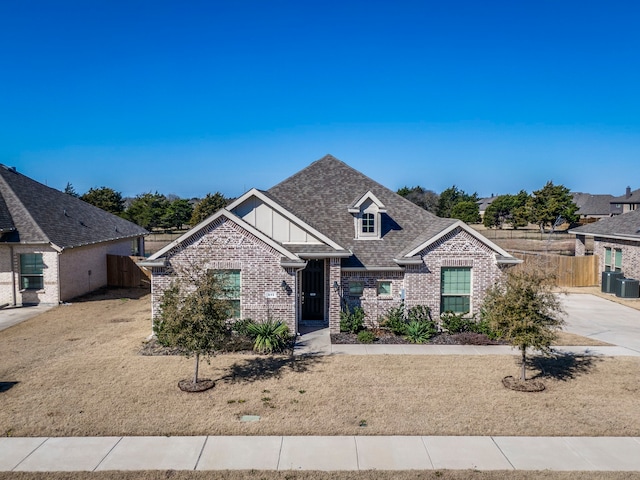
[10,246,16,306]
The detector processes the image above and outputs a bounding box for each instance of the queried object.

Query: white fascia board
[404,220,516,259]
[147,209,299,261]
[569,230,640,242]
[342,266,405,272]
[228,188,346,251]
[349,190,387,213]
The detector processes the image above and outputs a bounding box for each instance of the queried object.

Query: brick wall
[151,218,297,333]
[594,237,640,282]
[58,239,134,301]
[0,245,59,305]
[575,235,587,256]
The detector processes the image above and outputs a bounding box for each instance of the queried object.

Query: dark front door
[301,259,325,321]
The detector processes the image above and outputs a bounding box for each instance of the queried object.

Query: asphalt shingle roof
[267,155,457,268]
[570,209,640,238]
[0,164,148,249]
[571,193,614,217]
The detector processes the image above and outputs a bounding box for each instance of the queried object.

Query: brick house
[0,165,147,306]
[571,209,640,282]
[144,155,520,334]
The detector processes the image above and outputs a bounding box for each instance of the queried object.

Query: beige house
[0,165,147,306]
[144,155,520,334]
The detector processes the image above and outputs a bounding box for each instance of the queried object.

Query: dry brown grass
[553,331,612,346]
[1,288,639,438]
[4,472,640,480]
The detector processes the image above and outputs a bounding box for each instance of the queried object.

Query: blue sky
[1,1,639,199]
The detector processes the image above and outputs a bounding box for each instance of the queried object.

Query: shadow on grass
[220,354,325,384]
[71,286,150,303]
[0,381,19,393]
[527,352,602,381]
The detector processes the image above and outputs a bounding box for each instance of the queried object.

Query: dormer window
[349,191,386,240]
[362,213,375,234]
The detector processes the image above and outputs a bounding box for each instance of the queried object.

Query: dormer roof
[348,191,387,213]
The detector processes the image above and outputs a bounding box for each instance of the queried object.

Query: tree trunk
[520,348,527,381]
[193,353,200,384]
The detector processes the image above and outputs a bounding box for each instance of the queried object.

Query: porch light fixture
[280,280,287,291]
[333,281,340,292]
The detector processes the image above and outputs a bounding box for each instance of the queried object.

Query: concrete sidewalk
[3,435,640,472]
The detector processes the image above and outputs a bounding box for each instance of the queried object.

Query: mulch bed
[502,375,546,392]
[178,378,215,392]
[331,331,505,346]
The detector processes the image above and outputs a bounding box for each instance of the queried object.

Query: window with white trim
[440,267,471,314]
[377,280,392,296]
[213,269,241,318]
[604,247,612,271]
[20,253,44,290]
[349,280,364,296]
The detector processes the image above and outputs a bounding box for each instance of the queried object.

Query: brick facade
[593,237,640,282]
[151,217,298,333]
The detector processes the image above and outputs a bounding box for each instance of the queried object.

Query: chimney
[626,186,631,198]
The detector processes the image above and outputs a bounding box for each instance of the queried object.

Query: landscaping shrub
[407,304,432,324]
[340,306,365,333]
[246,319,291,354]
[404,320,437,343]
[231,318,255,336]
[380,302,407,335]
[357,330,376,344]
[440,311,475,333]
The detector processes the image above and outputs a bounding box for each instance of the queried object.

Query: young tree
[527,181,578,233]
[397,186,439,214]
[80,187,125,215]
[154,269,233,388]
[190,192,229,226]
[124,192,170,230]
[481,269,565,381]
[451,200,481,223]
[437,185,479,218]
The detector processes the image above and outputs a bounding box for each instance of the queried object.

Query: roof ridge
[0,170,51,245]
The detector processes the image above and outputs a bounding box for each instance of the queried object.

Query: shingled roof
[267,155,459,268]
[570,209,640,240]
[571,193,614,217]
[0,165,147,250]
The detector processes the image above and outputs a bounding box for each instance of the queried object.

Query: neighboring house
[477,196,498,220]
[0,165,148,306]
[571,193,614,221]
[143,155,520,334]
[570,209,640,282]
[609,187,640,215]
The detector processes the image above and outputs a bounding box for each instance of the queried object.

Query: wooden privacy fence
[510,252,599,287]
[107,255,151,288]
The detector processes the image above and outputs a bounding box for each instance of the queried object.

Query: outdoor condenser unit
[616,278,640,298]
[601,271,624,293]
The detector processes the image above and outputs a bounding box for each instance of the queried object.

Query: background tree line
[397,181,578,232]
[65,183,232,231]
[67,178,578,234]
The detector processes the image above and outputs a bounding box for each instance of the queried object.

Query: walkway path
[3,435,640,472]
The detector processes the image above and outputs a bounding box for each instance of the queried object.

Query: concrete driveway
[561,293,640,353]
[0,304,54,332]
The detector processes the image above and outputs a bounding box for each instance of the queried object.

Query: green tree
[163,198,194,230]
[64,182,80,198]
[190,192,229,226]
[436,185,479,218]
[483,191,530,229]
[397,186,439,214]
[481,269,565,381]
[154,269,233,387]
[80,187,125,215]
[124,192,170,230]
[451,200,481,223]
[527,181,578,233]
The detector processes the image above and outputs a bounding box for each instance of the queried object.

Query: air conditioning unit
[616,278,640,298]
[602,271,624,293]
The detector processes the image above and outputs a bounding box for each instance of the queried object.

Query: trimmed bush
[340,306,366,334]
[357,330,376,344]
[380,302,407,335]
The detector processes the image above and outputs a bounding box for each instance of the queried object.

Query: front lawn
[0,288,638,438]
